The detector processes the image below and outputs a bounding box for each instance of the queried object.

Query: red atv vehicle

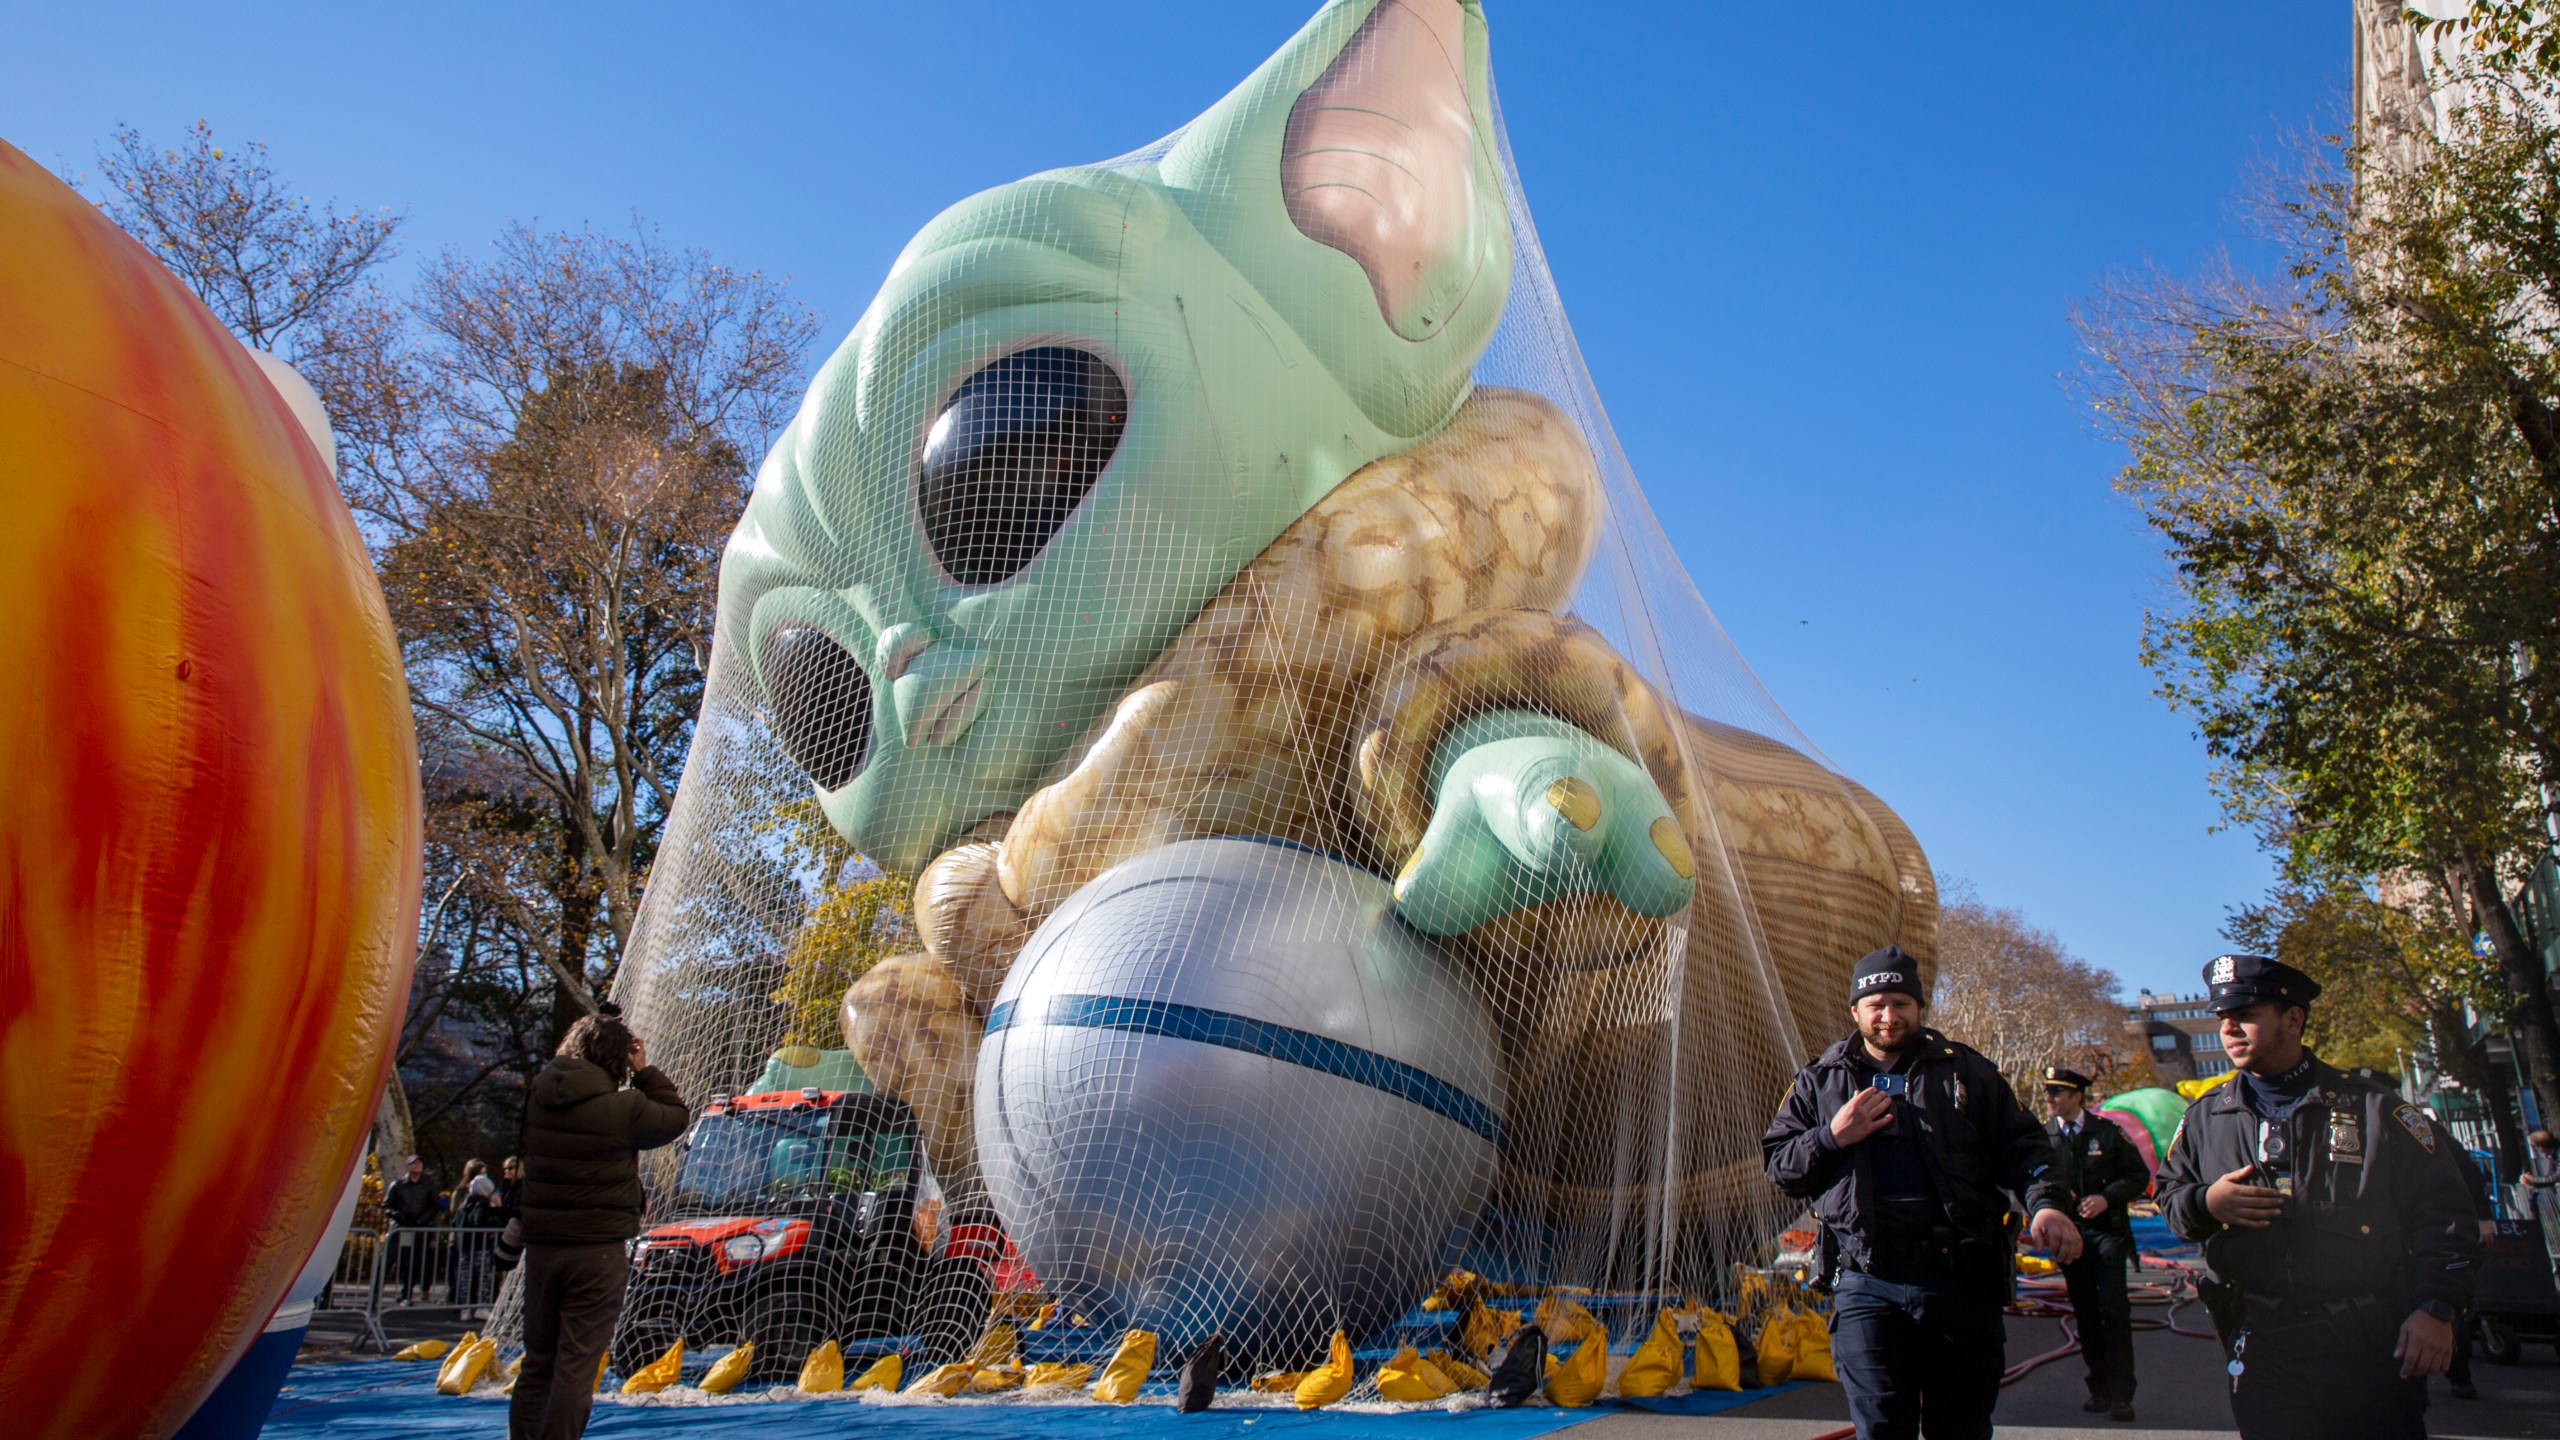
[609,1085,1001,1382]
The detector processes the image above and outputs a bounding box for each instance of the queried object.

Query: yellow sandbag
[431,1333,479,1388]
[1617,1310,1684,1398]
[1693,1310,1741,1392]
[970,1364,1026,1394]
[700,1344,754,1395]
[907,1362,975,1397]
[849,1353,902,1392]
[2016,1253,2057,1276]
[1422,1267,1479,1312]
[1375,1345,1457,1402]
[1025,1362,1093,1391]
[496,1356,523,1396]
[621,1338,684,1395]
[437,1338,496,1396]
[1294,1331,1355,1410]
[1792,1314,1836,1383]
[1544,1334,1604,1408]
[1459,1304,1522,1360]
[798,1340,844,1394]
[1535,1296,1606,1347]
[392,1338,450,1362]
[1249,1371,1306,1393]
[1426,1348,1489,1390]
[967,1324,1021,1368]
[1092,1329,1157,1404]
[1029,1302,1058,1331]
[1755,1308,1799,1386]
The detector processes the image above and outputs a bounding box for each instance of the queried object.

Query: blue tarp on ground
[2130,1212,2194,1257]
[260,1360,1798,1439]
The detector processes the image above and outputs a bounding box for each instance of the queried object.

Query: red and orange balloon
[0,140,421,1439]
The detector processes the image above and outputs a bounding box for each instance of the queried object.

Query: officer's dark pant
[1832,1268,2007,1440]
[2060,1227,2135,1405]
[509,1242,631,1440]
[2228,1326,2427,1440]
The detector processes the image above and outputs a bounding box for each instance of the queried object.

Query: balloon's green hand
[1392,709,1696,936]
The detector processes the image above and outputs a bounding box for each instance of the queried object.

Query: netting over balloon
[493,0,1935,1395]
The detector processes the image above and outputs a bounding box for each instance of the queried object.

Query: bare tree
[83,120,402,357]
[327,222,818,1027]
[1929,877,2126,1102]
[83,122,818,1143]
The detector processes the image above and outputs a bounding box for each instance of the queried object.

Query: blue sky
[2,1,2349,998]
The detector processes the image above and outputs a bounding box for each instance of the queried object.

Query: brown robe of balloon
[842,385,1934,1259]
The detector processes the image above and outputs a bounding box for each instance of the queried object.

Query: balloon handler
[2153,954,2480,1440]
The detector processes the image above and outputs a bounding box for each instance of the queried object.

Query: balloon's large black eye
[761,624,873,790]
[917,346,1127,586]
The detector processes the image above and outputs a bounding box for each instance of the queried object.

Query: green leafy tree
[2226,879,2524,1160]
[771,864,916,1051]
[2075,60,2560,1134]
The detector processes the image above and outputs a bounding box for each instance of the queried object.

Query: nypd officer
[2042,1065,2146,1421]
[2154,954,2479,1439]
[1764,946,2082,1440]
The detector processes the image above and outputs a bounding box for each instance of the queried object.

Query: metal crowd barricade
[320,1225,507,1352]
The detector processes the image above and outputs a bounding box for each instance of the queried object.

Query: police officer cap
[2043,1066,2091,1091]
[2204,953,2321,1012]
[1850,945,1926,1006]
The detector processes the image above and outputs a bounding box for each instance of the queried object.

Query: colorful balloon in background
[2094,1086,2190,1178]
[0,139,421,1439]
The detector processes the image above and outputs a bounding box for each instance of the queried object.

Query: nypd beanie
[1850,945,1926,1006]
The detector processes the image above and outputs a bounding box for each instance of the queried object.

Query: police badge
[2328,1111,2364,1164]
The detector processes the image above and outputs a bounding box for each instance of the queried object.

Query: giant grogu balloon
[0,140,420,1439]
[689,0,1929,1336]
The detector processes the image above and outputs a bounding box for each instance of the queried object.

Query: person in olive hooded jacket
[508,1008,688,1440]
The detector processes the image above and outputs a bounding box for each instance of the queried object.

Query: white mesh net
[495,0,1934,1399]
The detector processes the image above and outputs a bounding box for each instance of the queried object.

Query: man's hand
[628,1035,649,1073]
[2480,1220,2499,1244]
[2028,1208,2084,1265]
[1829,1087,1893,1146]
[2205,1163,2284,1229]
[2078,1195,2111,1221]
[2395,1309,2454,1379]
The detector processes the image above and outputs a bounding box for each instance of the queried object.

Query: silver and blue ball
[975,837,1504,1365]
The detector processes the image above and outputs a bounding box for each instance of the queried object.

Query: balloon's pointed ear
[1283,0,1491,342]
[1158,0,1509,438]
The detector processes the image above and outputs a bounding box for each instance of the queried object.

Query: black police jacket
[1762,1028,2067,1275]
[2154,1057,2477,1316]
[2046,1113,2148,1235]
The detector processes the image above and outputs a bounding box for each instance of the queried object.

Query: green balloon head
[721,0,1513,871]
